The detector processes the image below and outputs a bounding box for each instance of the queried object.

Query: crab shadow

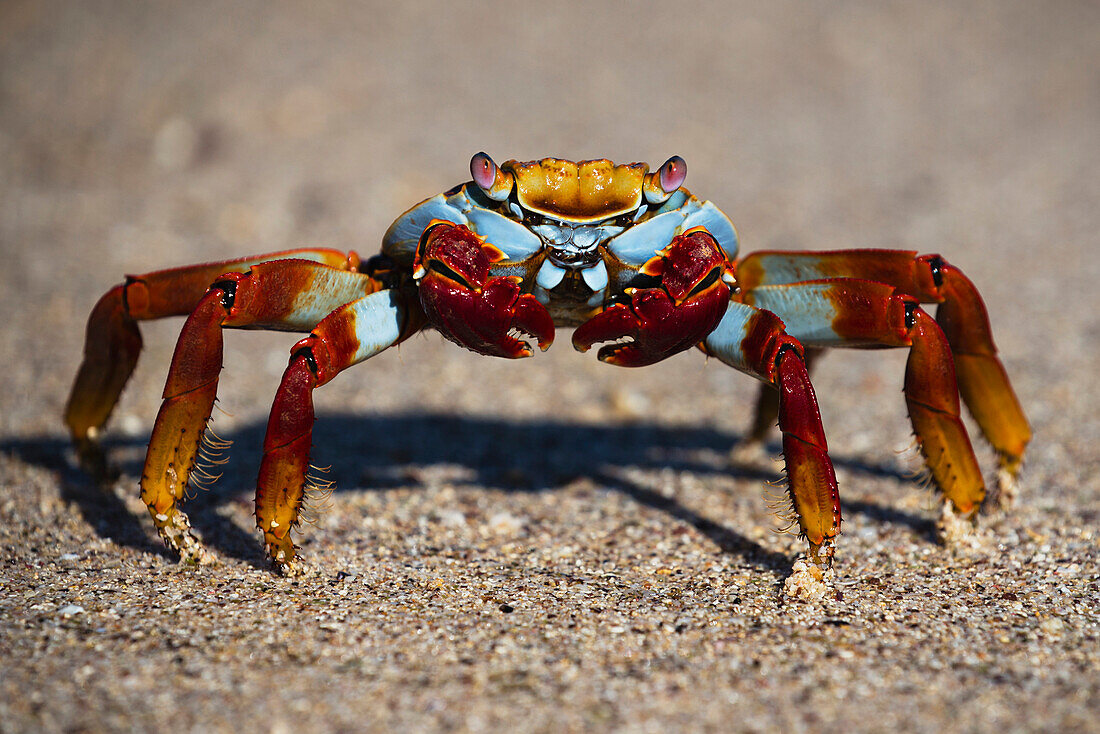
[3,412,932,572]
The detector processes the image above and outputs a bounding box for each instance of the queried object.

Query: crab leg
[744,279,985,514]
[255,287,420,568]
[701,301,841,564]
[745,348,822,445]
[64,248,360,478]
[736,249,1030,483]
[935,261,1030,481]
[140,261,380,560]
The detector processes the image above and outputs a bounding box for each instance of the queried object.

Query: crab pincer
[414,221,554,358]
[573,228,732,366]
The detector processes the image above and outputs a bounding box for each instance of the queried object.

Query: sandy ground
[1,2,1098,732]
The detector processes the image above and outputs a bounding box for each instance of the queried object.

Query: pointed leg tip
[808,537,836,567]
[264,533,316,577]
[179,546,216,566]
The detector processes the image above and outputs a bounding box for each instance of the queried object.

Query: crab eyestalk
[643,155,687,204]
[470,152,515,202]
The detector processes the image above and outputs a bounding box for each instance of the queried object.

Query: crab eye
[471,152,497,191]
[469,151,514,202]
[659,155,687,193]
[643,155,687,204]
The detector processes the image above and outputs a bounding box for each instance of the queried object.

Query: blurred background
[1,1,1098,730]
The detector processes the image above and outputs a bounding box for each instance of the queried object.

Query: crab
[65,153,1030,573]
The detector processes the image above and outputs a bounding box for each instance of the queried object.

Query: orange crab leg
[744,279,985,513]
[255,287,421,567]
[934,260,1030,477]
[64,248,360,478]
[139,260,380,559]
[701,301,841,563]
[737,249,1030,480]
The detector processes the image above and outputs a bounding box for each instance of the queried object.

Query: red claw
[573,229,731,366]
[416,222,554,358]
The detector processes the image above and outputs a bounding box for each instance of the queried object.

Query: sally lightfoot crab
[65,153,1030,573]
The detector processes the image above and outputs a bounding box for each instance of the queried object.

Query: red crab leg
[736,249,1030,482]
[255,287,421,568]
[745,348,822,445]
[65,248,360,478]
[743,279,985,514]
[140,261,381,560]
[573,228,733,366]
[701,301,841,564]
